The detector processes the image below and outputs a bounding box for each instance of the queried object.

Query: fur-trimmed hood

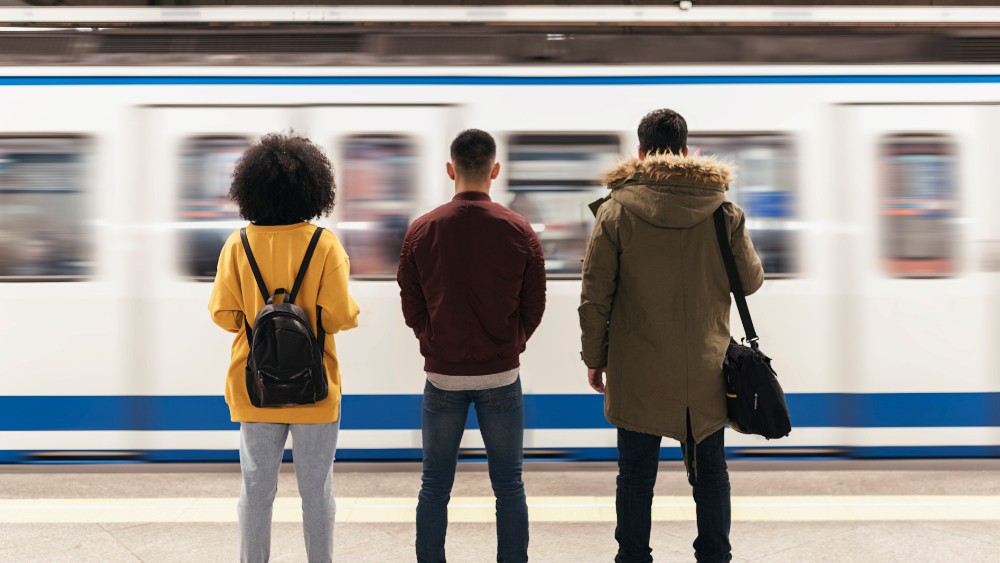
[601,153,733,229]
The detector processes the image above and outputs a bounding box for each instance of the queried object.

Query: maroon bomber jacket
[396,190,547,376]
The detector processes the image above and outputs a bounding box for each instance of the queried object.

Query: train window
[506,134,620,277]
[689,135,799,277]
[879,134,959,277]
[178,137,247,280]
[0,137,92,280]
[339,135,418,278]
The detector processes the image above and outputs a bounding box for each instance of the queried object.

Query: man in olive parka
[579,109,764,563]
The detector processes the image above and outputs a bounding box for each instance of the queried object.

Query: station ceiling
[9,1,1000,6]
[4,0,1000,64]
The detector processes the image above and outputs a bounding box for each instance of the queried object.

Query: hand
[587,366,607,394]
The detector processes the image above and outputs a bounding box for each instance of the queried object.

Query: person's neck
[454,182,490,195]
[252,219,299,226]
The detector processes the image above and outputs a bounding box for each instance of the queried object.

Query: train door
[301,106,458,400]
[139,107,294,424]
[837,105,997,453]
[0,129,123,457]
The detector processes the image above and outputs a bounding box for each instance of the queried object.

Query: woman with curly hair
[209,132,360,563]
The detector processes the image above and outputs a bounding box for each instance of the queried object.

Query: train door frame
[300,104,460,402]
[0,98,131,456]
[137,106,294,413]
[836,103,998,455]
[679,128,844,457]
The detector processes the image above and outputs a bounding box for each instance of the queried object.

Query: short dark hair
[450,129,496,180]
[638,109,688,155]
[229,133,336,224]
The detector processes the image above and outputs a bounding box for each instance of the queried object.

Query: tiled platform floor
[1,460,998,562]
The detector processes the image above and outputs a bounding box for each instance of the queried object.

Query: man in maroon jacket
[397,129,546,563]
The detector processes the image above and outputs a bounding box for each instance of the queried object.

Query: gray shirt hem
[426,367,520,391]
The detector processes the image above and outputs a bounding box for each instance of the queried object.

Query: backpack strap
[317,306,326,351]
[712,206,759,346]
[244,318,253,347]
[287,227,324,305]
[240,228,270,303]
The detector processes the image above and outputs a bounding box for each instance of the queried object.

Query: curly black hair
[229,133,336,225]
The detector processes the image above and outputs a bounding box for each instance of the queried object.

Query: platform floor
[1,460,999,562]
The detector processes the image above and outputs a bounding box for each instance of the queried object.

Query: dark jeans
[415,378,528,563]
[615,420,732,563]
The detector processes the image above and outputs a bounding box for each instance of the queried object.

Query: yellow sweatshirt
[208,222,360,424]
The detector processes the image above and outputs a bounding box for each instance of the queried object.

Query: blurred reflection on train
[507,134,619,276]
[692,135,798,277]
[880,135,958,277]
[1,71,998,464]
[179,137,245,279]
[340,135,417,278]
[0,139,91,279]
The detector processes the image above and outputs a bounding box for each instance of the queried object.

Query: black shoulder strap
[240,228,270,303]
[317,306,326,348]
[287,227,324,305]
[712,206,758,344]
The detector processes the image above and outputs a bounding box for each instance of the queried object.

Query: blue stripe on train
[3,75,1000,86]
[3,446,999,464]
[0,393,998,432]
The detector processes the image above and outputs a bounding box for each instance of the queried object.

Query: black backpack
[713,207,792,440]
[240,227,329,408]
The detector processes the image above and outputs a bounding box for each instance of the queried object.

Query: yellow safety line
[1,496,998,523]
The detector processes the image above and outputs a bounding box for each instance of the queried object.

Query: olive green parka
[579,153,764,443]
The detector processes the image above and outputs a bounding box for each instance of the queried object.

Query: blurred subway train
[1,5,999,462]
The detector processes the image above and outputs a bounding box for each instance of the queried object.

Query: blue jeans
[415,378,528,563]
[615,420,732,563]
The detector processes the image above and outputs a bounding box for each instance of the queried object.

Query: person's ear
[638,146,646,160]
[682,146,689,157]
[446,162,456,180]
[490,161,500,180]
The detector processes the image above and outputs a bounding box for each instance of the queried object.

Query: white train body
[1,65,998,462]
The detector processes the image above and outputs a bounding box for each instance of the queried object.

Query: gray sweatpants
[238,420,340,563]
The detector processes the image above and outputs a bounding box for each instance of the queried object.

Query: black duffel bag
[713,207,792,440]
[723,338,790,439]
